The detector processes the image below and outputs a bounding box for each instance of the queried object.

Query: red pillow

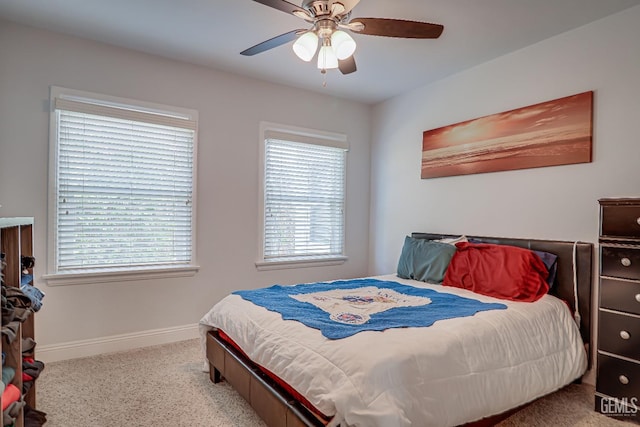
[442,242,549,302]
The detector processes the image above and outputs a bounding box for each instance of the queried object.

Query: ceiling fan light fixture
[292,31,319,62]
[243,0,445,75]
[330,30,356,60]
[317,44,339,70]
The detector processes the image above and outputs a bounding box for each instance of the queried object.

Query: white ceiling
[1,0,639,104]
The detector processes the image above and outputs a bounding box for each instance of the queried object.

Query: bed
[199,233,593,427]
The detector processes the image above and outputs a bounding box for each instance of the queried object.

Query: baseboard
[37,323,200,363]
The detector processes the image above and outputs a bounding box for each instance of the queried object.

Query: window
[45,87,198,285]
[258,123,348,269]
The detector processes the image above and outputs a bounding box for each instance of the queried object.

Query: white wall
[0,20,371,350]
[370,5,640,274]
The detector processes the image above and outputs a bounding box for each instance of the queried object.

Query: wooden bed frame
[206,233,593,427]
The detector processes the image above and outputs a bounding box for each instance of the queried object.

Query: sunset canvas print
[421,91,593,179]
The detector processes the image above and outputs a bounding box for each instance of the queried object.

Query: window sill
[255,256,347,271]
[42,265,200,286]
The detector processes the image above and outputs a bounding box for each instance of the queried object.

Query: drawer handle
[621,257,632,267]
[620,375,630,385]
[637,217,640,226]
[620,330,631,340]
[636,294,640,303]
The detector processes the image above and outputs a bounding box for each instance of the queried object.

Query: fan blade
[251,0,308,16]
[349,18,444,38]
[241,30,304,56]
[338,55,357,75]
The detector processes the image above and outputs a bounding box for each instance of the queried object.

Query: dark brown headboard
[411,233,594,347]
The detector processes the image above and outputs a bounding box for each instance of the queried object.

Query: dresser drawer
[601,278,640,315]
[597,353,640,400]
[602,246,640,281]
[602,205,640,239]
[599,310,640,360]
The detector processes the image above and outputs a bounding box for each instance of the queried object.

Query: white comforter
[199,275,587,427]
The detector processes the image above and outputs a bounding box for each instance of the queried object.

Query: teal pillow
[397,236,457,284]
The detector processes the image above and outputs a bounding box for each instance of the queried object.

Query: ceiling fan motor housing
[302,0,348,20]
[303,0,330,15]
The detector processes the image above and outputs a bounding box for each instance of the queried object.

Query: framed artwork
[421,91,593,179]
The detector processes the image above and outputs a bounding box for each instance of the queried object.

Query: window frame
[256,121,348,270]
[44,86,199,286]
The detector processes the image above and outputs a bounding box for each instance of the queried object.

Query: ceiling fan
[241,0,444,75]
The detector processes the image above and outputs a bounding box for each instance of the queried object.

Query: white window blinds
[264,137,346,261]
[53,94,196,272]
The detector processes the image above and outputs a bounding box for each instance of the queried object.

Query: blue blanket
[234,278,507,339]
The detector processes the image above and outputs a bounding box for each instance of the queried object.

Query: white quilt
[199,274,587,427]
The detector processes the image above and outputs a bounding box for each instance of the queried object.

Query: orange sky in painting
[422,92,593,151]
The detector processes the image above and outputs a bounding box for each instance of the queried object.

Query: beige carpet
[36,339,630,427]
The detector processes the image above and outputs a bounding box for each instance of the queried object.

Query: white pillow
[435,235,468,245]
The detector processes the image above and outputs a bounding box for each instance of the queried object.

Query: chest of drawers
[596,198,640,421]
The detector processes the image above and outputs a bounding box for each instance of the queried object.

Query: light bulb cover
[317,44,339,70]
[293,32,319,62]
[331,30,356,60]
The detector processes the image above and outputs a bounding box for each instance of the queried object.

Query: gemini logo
[601,397,639,416]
